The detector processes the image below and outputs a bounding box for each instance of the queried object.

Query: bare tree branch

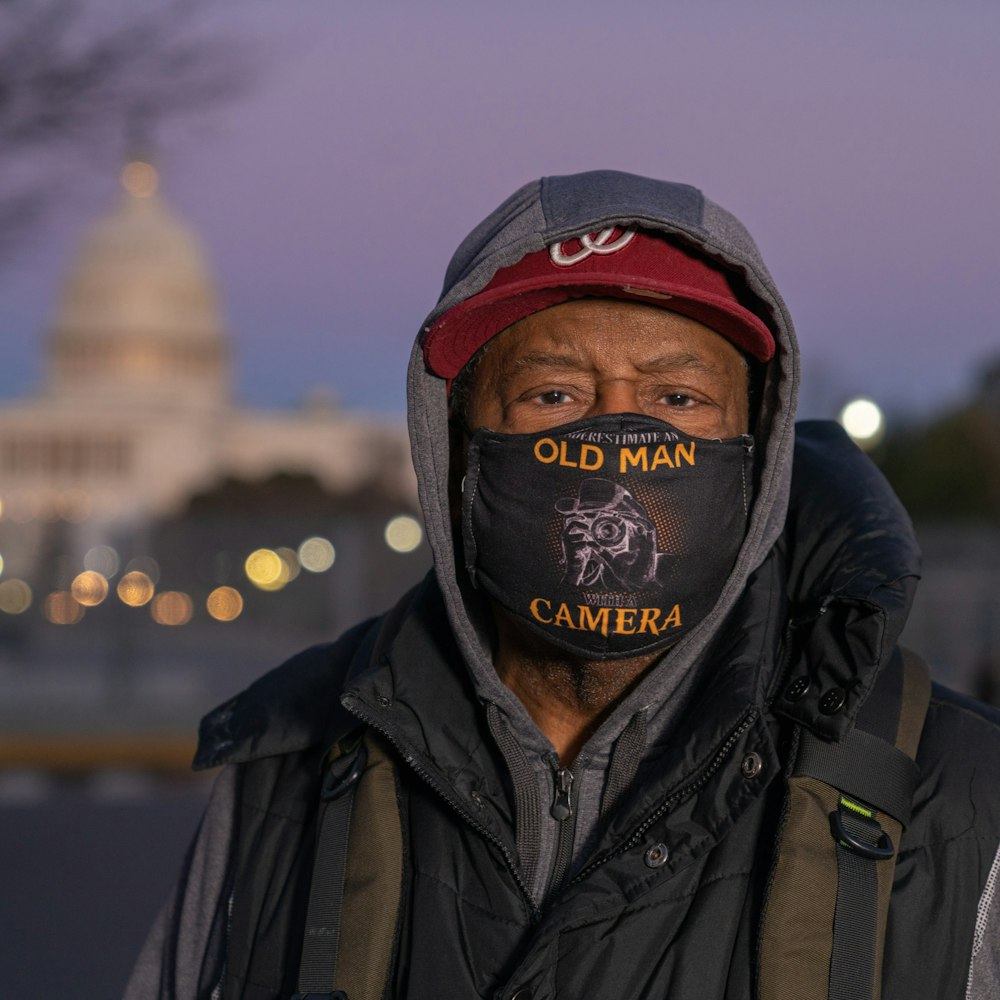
[0,0,253,259]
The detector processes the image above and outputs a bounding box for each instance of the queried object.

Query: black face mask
[462,413,754,659]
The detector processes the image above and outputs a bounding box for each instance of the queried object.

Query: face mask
[462,413,754,659]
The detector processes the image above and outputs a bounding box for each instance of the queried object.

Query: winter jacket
[125,172,1000,998]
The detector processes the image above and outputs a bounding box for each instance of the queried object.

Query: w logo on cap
[549,228,636,267]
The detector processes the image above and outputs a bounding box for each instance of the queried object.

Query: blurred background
[0,0,997,993]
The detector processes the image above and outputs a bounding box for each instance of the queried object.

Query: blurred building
[0,159,415,540]
[0,162,427,762]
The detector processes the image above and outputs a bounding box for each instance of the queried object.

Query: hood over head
[406,169,799,733]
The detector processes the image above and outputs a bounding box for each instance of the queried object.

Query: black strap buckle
[829,808,895,861]
[321,741,368,801]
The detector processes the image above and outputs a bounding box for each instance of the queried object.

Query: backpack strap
[759,646,931,1000]
[292,729,404,1000]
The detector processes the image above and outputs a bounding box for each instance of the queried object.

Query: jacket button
[644,842,670,868]
[819,687,847,715]
[741,751,764,778]
[784,676,810,702]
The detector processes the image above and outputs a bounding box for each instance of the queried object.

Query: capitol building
[0,160,415,534]
[0,162,426,742]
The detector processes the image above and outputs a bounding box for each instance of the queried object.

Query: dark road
[1,779,211,997]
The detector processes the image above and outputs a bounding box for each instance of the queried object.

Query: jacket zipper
[572,707,759,884]
[210,892,234,1000]
[344,696,542,920]
[546,759,577,897]
[347,698,755,911]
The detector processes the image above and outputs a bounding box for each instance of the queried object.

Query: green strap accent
[839,795,874,819]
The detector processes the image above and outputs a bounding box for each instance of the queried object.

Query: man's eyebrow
[507,351,585,373]
[639,352,724,376]
[493,351,586,393]
[498,349,724,384]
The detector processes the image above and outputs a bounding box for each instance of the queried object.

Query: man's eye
[662,393,696,407]
[537,390,571,405]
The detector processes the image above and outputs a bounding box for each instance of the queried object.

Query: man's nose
[589,379,642,416]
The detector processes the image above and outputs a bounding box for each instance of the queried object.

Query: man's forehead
[482,299,746,378]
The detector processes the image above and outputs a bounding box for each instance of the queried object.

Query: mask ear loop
[446,408,475,558]
[459,439,484,587]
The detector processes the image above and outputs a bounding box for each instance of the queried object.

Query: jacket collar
[772,421,921,740]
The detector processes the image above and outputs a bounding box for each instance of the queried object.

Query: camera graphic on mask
[554,478,664,591]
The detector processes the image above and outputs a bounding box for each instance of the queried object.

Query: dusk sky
[1,0,997,422]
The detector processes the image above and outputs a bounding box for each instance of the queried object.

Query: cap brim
[425,271,775,381]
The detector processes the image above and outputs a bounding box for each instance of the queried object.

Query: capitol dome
[47,161,230,407]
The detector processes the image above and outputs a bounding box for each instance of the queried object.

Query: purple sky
[2,1,998,423]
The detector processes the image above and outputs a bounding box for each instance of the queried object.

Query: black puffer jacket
[127,423,1000,999]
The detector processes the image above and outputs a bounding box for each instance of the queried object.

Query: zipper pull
[551,765,574,821]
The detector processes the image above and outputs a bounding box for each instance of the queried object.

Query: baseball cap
[423,227,775,382]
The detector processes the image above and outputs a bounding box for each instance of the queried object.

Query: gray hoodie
[406,170,798,901]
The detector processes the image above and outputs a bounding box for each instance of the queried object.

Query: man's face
[464,298,750,437]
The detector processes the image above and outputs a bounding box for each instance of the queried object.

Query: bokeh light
[298,536,335,572]
[117,571,155,607]
[44,591,84,625]
[151,591,193,625]
[384,515,423,553]
[206,586,243,622]
[71,570,109,607]
[260,560,292,592]
[245,548,291,591]
[84,545,120,578]
[0,579,32,614]
[275,546,301,581]
[839,397,886,450]
[125,556,160,585]
[245,548,281,585]
[58,489,91,523]
[121,160,159,198]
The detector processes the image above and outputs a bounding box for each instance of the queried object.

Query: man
[127,171,1000,999]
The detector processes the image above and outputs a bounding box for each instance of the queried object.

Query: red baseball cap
[423,227,775,381]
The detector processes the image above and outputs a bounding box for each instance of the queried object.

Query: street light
[838,397,886,451]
